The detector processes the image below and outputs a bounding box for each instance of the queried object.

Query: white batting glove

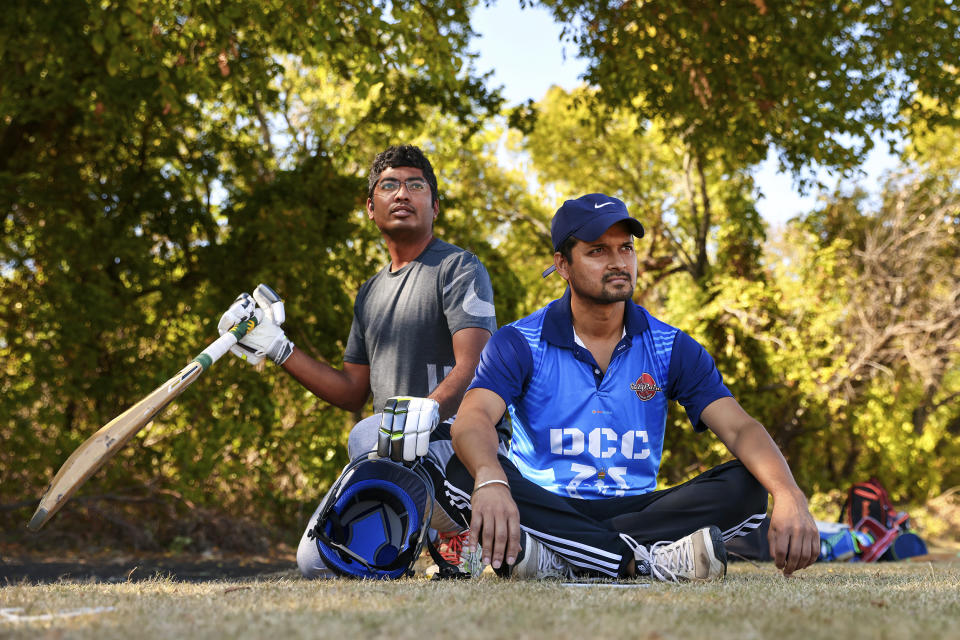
[218,284,294,366]
[218,292,259,362]
[376,397,439,463]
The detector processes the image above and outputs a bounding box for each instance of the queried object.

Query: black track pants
[434,454,768,577]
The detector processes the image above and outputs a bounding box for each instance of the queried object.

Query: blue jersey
[468,290,731,499]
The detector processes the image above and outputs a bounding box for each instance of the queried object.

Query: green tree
[0,0,505,548]
[520,1,960,501]
[535,0,960,179]
[768,166,960,499]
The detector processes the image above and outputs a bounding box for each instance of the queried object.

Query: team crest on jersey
[630,373,662,401]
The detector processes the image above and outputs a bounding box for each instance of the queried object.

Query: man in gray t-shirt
[218,145,497,577]
[221,145,496,422]
[345,238,496,413]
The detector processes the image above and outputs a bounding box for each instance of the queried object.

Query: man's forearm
[281,348,371,412]
[450,388,508,484]
[452,417,505,484]
[452,388,521,569]
[725,418,819,575]
[429,364,476,422]
[702,394,817,574]
[724,420,807,505]
[432,327,492,421]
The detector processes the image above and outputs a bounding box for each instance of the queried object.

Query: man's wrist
[472,479,510,496]
[473,463,507,486]
[772,486,809,508]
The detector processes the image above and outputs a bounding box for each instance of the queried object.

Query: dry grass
[3,561,960,640]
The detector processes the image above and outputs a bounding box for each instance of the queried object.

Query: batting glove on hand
[218,284,294,366]
[218,292,257,359]
[377,397,439,463]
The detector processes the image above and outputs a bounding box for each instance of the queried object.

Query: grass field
[3,560,960,639]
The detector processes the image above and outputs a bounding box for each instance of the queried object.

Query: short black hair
[557,234,579,264]
[367,145,439,202]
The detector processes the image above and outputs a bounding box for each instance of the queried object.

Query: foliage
[3,0,960,552]
[515,83,960,503]
[534,0,960,181]
[766,167,960,498]
[512,6,960,505]
[520,86,766,290]
[0,0,505,547]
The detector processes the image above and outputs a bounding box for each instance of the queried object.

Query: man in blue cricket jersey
[444,193,819,582]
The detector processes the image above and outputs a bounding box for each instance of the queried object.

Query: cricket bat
[27,317,258,531]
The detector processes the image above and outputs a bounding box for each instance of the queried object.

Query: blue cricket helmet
[308,456,434,579]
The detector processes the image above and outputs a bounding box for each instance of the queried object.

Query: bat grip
[194,316,259,370]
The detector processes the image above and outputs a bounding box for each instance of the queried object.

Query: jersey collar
[542,288,650,349]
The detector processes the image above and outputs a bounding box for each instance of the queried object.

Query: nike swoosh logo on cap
[594,202,615,208]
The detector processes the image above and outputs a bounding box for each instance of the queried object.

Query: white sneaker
[509,531,575,580]
[621,525,727,583]
[460,531,575,579]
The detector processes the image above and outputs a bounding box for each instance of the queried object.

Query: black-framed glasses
[376,177,429,194]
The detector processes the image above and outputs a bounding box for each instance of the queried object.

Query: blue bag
[817,521,858,562]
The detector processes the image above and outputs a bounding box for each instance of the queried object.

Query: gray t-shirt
[344,238,498,412]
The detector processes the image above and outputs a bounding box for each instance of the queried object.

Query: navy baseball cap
[542,193,645,277]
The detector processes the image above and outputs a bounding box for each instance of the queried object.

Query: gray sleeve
[441,252,498,334]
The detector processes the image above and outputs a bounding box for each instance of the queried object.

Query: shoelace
[649,538,694,581]
[537,544,575,579]
[619,533,683,583]
[443,530,484,576]
[436,530,467,564]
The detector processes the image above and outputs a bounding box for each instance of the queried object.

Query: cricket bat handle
[195,317,258,370]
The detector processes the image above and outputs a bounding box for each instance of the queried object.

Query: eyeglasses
[375,177,429,194]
